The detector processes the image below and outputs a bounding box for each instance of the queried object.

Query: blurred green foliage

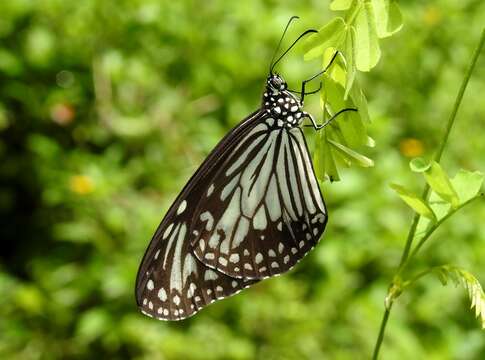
[1,1,484,359]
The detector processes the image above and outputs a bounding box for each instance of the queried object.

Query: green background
[1,1,484,359]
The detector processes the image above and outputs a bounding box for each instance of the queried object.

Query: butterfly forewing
[135,111,265,320]
[190,117,327,279]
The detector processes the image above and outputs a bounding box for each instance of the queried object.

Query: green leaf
[390,183,437,221]
[451,169,484,203]
[423,162,459,208]
[371,0,403,38]
[322,47,345,81]
[344,26,357,98]
[354,2,381,71]
[328,139,374,167]
[303,17,346,60]
[313,131,326,180]
[433,266,485,329]
[427,191,452,220]
[348,74,370,124]
[314,129,340,182]
[409,157,431,173]
[330,0,354,11]
[322,76,367,147]
[324,129,341,182]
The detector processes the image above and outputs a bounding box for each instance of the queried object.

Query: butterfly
[135,16,356,320]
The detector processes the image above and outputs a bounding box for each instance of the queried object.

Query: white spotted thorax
[263,74,305,128]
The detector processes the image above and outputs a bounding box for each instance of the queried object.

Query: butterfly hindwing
[135,111,265,320]
[190,118,327,279]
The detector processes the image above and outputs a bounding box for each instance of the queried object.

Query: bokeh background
[1,1,484,359]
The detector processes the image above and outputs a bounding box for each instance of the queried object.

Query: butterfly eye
[268,76,286,91]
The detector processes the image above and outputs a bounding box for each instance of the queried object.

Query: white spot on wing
[163,223,174,240]
[233,217,249,249]
[177,200,187,215]
[200,212,214,231]
[147,280,154,291]
[173,295,180,306]
[278,243,284,253]
[158,288,167,301]
[208,233,220,249]
[204,269,219,280]
[187,283,196,298]
[207,184,215,197]
[253,206,267,230]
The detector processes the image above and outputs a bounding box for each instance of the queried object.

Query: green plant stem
[371,28,485,360]
[434,31,485,163]
[372,306,392,360]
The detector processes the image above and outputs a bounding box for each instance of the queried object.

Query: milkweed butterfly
[135,16,356,320]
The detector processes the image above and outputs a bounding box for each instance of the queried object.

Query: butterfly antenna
[270,29,317,74]
[269,16,300,74]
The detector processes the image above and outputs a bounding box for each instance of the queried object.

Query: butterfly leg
[300,51,342,104]
[303,107,358,130]
[288,82,322,96]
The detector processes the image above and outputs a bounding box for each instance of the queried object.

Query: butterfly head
[266,73,287,95]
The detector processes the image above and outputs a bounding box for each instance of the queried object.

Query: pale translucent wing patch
[191,121,327,279]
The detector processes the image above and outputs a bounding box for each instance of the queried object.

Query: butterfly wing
[135,110,265,320]
[190,119,327,279]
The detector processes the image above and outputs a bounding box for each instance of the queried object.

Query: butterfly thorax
[262,74,304,129]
